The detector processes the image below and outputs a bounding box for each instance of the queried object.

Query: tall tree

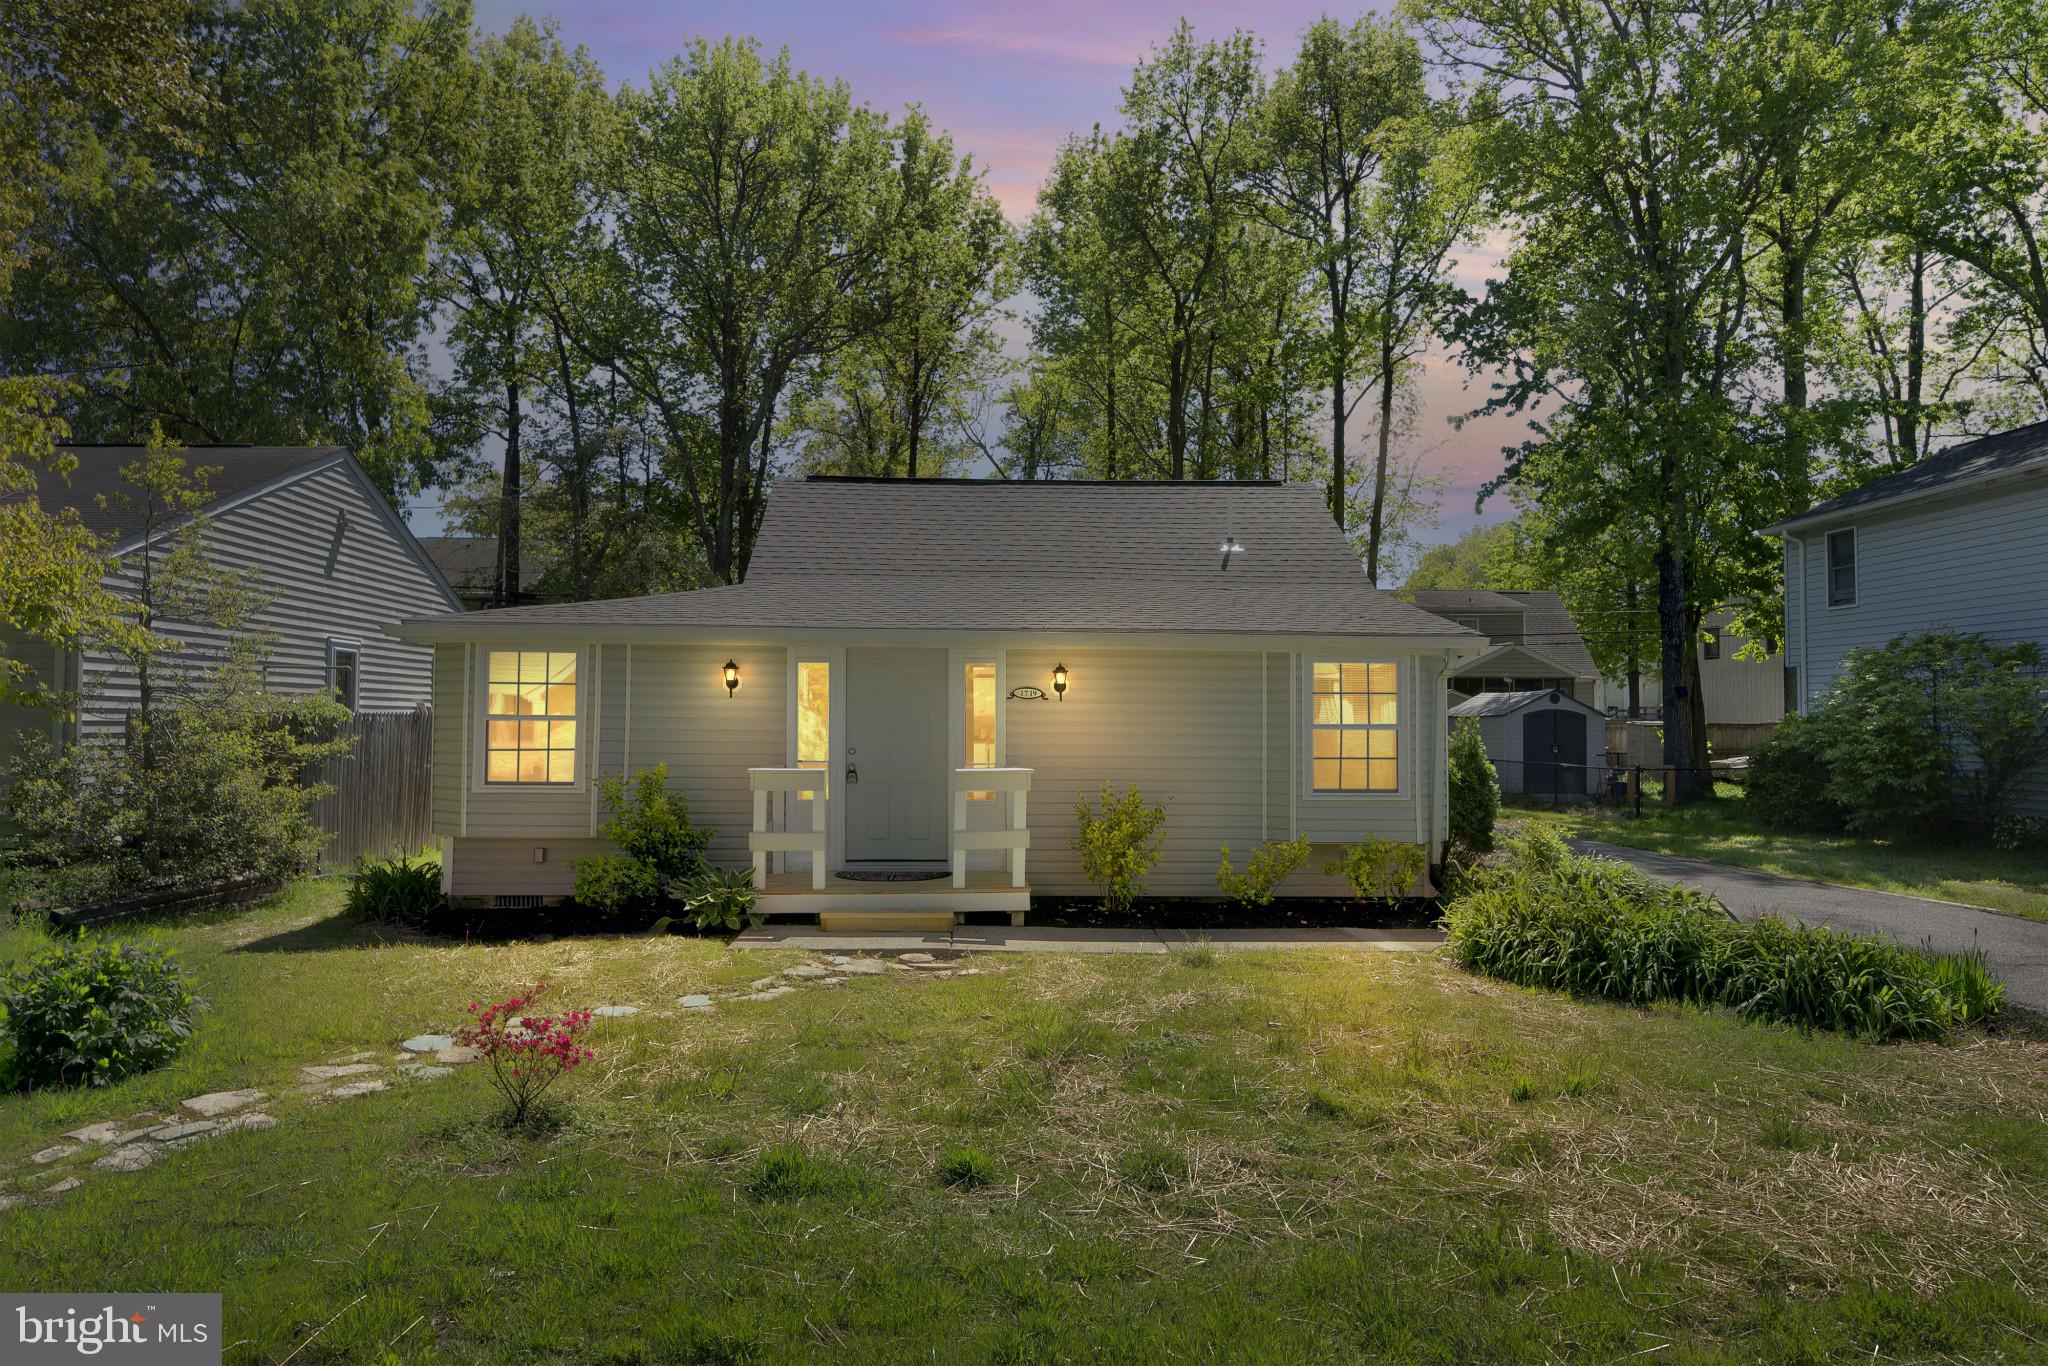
[436,16,610,605]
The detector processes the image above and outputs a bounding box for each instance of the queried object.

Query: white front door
[843,646,948,864]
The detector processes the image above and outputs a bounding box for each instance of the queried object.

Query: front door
[843,646,948,864]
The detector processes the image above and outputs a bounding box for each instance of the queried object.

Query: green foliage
[571,854,661,916]
[576,764,713,912]
[1448,716,1500,856]
[674,865,762,933]
[0,939,200,1088]
[1744,713,1847,833]
[1444,828,2005,1040]
[1324,838,1427,904]
[1070,783,1167,912]
[936,1146,1001,1189]
[1769,631,2048,839]
[343,855,443,924]
[1215,835,1311,907]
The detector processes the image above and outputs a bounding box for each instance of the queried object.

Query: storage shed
[1448,690,1608,797]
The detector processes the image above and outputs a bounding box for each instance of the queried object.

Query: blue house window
[1825,529,1856,607]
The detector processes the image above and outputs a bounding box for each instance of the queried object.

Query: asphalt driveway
[1571,839,2048,1015]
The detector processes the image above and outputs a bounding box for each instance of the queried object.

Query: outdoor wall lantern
[723,659,741,698]
[1052,663,1068,701]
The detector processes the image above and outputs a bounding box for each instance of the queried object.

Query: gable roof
[1494,590,1600,679]
[1449,688,1602,718]
[24,444,343,543]
[419,536,547,598]
[402,478,1482,642]
[1767,419,2048,532]
[1450,641,1581,680]
[1410,589,1528,615]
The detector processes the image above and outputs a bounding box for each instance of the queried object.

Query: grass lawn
[3,881,2047,1362]
[1511,785,2048,923]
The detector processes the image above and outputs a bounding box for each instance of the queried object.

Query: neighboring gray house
[1770,419,2048,811]
[396,478,1486,922]
[1448,689,1606,796]
[418,535,550,612]
[1,445,462,784]
[1411,589,1602,709]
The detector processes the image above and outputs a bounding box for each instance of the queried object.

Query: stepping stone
[30,1144,79,1165]
[398,1065,454,1080]
[592,1005,640,1018]
[331,1051,381,1064]
[150,1121,220,1144]
[301,1063,381,1080]
[817,976,846,987]
[44,1177,82,1195]
[677,995,714,1010]
[218,1113,277,1133]
[899,952,937,965]
[825,955,853,965]
[94,1146,158,1173]
[402,1034,454,1053]
[839,960,885,976]
[64,1118,149,1145]
[782,964,830,979]
[737,987,796,1002]
[108,1124,165,1146]
[750,977,779,990]
[435,1045,482,1065]
[329,1080,388,1099]
[182,1089,266,1118]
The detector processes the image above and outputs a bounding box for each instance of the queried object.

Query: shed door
[1522,709,1587,796]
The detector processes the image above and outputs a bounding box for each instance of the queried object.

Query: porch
[748,766,1033,924]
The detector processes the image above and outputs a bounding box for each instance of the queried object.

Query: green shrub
[1323,838,1426,905]
[0,939,201,1088]
[1448,716,1500,856]
[1443,828,2004,1040]
[674,865,762,932]
[1071,782,1166,912]
[1992,813,2045,852]
[343,854,443,923]
[572,853,661,914]
[1744,713,1846,832]
[1215,834,1311,906]
[937,1146,1001,1188]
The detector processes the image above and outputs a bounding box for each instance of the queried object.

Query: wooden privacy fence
[308,705,434,871]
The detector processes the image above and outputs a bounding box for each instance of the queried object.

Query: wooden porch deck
[756,869,1030,921]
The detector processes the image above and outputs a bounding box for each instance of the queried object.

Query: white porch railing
[951,767,1031,890]
[749,768,827,891]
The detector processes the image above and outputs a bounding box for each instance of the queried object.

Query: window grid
[1311,662,1399,793]
[1826,529,1856,606]
[484,650,578,785]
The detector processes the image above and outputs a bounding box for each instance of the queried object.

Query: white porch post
[751,788,769,891]
[951,789,969,889]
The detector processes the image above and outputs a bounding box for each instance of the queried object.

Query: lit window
[797,660,829,800]
[1311,662,1399,792]
[964,662,996,799]
[484,650,578,784]
[1826,529,1856,606]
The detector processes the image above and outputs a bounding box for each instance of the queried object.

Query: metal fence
[306,705,435,870]
[1493,759,1723,815]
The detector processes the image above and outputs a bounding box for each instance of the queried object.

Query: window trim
[471,645,588,793]
[1824,527,1858,609]
[1301,656,1407,800]
[325,637,361,711]
[1702,630,1720,661]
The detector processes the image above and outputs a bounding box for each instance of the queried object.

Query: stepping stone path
[182,1089,265,1118]
[45,1177,81,1195]
[152,1121,220,1145]
[782,964,830,980]
[838,960,885,976]
[738,985,796,1002]
[436,1045,482,1064]
[93,1145,158,1173]
[677,994,714,1010]
[300,1063,381,1081]
[329,1080,387,1100]
[30,1145,79,1166]
[398,1065,454,1080]
[592,1005,640,1018]
[402,1034,454,1053]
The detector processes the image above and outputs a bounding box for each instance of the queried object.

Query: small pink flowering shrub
[456,984,594,1126]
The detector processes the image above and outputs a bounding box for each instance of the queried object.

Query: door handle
[846,764,859,785]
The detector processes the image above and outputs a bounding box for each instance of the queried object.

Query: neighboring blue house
[1770,419,2048,812]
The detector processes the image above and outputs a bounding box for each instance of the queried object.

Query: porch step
[819,910,957,933]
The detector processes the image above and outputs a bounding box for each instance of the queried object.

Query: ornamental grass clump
[456,984,594,1127]
[1444,828,2003,1041]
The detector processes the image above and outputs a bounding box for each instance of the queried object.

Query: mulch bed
[1013,896,1441,931]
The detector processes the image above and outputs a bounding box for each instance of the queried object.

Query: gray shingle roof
[1773,419,2048,529]
[1450,689,1600,717]
[1410,589,1529,614]
[19,444,343,543]
[419,536,547,596]
[415,478,1478,640]
[1496,590,1600,679]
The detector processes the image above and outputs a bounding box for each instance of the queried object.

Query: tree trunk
[1328,275,1347,529]
[1655,540,1709,799]
[1625,580,1642,719]
[1899,249,1926,465]
[1780,246,1811,505]
[1166,329,1189,479]
[499,380,522,608]
[1366,332,1397,585]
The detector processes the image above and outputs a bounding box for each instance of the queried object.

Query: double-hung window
[327,640,360,711]
[1310,662,1399,793]
[1825,529,1857,607]
[484,649,579,785]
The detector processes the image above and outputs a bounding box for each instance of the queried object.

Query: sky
[459,0,1531,562]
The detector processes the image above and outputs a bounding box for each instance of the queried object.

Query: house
[1770,418,2048,810]
[1448,689,1606,797]
[1410,589,1602,709]
[418,535,549,612]
[396,478,1486,922]
[0,444,463,784]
